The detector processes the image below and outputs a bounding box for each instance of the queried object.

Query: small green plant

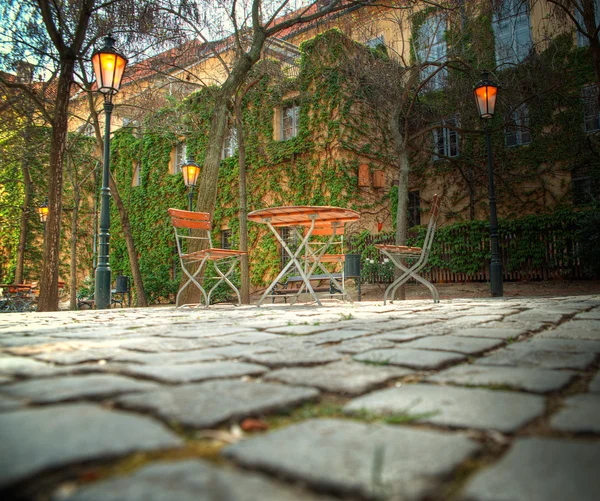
[339,312,354,321]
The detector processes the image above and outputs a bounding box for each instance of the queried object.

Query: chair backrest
[168,208,214,252]
[422,194,442,256]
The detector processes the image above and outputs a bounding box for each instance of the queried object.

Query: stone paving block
[574,309,600,320]
[427,365,576,393]
[0,395,23,412]
[377,331,433,342]
[200,344,277,359]
[266,323,351,336]
[0,355,61,377]
[154,325,253,338]
[344,383,545,432]
[536,320,600,341]
[376,318,442,330]
[0,403,182,489]
[0,375,13,384]
[550,394,600,433]
[397,335,504,355]
[443,315,505,327]
[111,349,225,365]
[264,361,411,395]
[226,331,285,344]
[117,337,228,352]
[590,372,600,393]
[451,327,528,340]
[306,329,374,345]
[354,348,466,370]
[522,337,600,353]
[504,310,566,326]
[242,349,341,368]
[475,344,596,370]
[57,459,335,501]
[32,348,127,365]
[461,438,600,501]
[223,418,480,500]
[117,361,268,383]
[116,380,318,428]
[334,337,396,354]
[0,374,161,404]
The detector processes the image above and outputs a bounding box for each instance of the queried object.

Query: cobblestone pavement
[0,296,599,501]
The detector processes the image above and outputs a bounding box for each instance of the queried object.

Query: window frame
[575,0,600,47]
[222,128,238,159]
[432,117,460,160]
[174,141,187,174]
[281,101,300,141]
[583,84,600,133]
[408,191,421,228]
[221,229,232,250]
[492,0,533,67]
[505,103,532,147]
[132,160,142,187]
[279,226,298,270]
[417,14,448,90]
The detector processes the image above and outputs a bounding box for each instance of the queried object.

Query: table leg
[257,218,321,306]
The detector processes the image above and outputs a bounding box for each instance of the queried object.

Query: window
[572,165,600,206]
[433,118,460,160]
[505,104,531,146]
[493,0,533,67]
[583,84,600,132]
[279,227,298,269]
[222,128,238,159]
[122,118,139,128]
[174,142,187,174]
[417,15,447,90]
[408,191,421,228]
[281,102,300,140]
[132,161,141,187]
[221,229,232,249]
[77,123,94,137]
[365,35,385,49]
[575,0,600,47]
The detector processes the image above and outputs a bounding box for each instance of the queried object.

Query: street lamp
[37,198,49,224]
[474,70,503,297]
[181,158,200,211]
[92,35,128,309]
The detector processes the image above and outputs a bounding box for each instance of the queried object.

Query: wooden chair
[168,208,246,307]
[303,222,351,302]
[375,194,442,304]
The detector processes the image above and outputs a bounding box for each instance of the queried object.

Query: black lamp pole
[474,71,503,297]
[92,36,128,309]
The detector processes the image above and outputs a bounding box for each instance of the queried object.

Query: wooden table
[248,206,360,306]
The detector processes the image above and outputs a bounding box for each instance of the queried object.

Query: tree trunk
[15,125,33,284]
[69,191,80,310]
[178,32,266,305]
[235,93,250,304]
[390,105,409,301]
[38,61,74,312]
[109,172,148,307]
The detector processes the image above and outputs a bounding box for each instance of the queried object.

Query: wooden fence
[352,228,587,284]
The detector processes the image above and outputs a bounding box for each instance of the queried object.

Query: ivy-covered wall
[104,27,600,303]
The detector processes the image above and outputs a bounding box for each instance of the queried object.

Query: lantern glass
[474,72,498,119]
[92,36,128,95]
[38,202,48,223]
[182,160,200,188]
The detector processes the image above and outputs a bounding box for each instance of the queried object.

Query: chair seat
[182,248,246,261]
[375,244,422,254]
[307,254,345,263]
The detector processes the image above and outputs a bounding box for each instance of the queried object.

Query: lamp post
[181,158,200,211]
[92,35,128,309]
[38,198,48,248]
[474,71,503,297]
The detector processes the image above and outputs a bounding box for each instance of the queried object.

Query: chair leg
[177,258,209,307]
[209,258,242,306]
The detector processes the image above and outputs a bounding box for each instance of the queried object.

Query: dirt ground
[355,279,600,301]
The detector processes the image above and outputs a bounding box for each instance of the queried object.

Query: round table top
[248,206,360,227]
